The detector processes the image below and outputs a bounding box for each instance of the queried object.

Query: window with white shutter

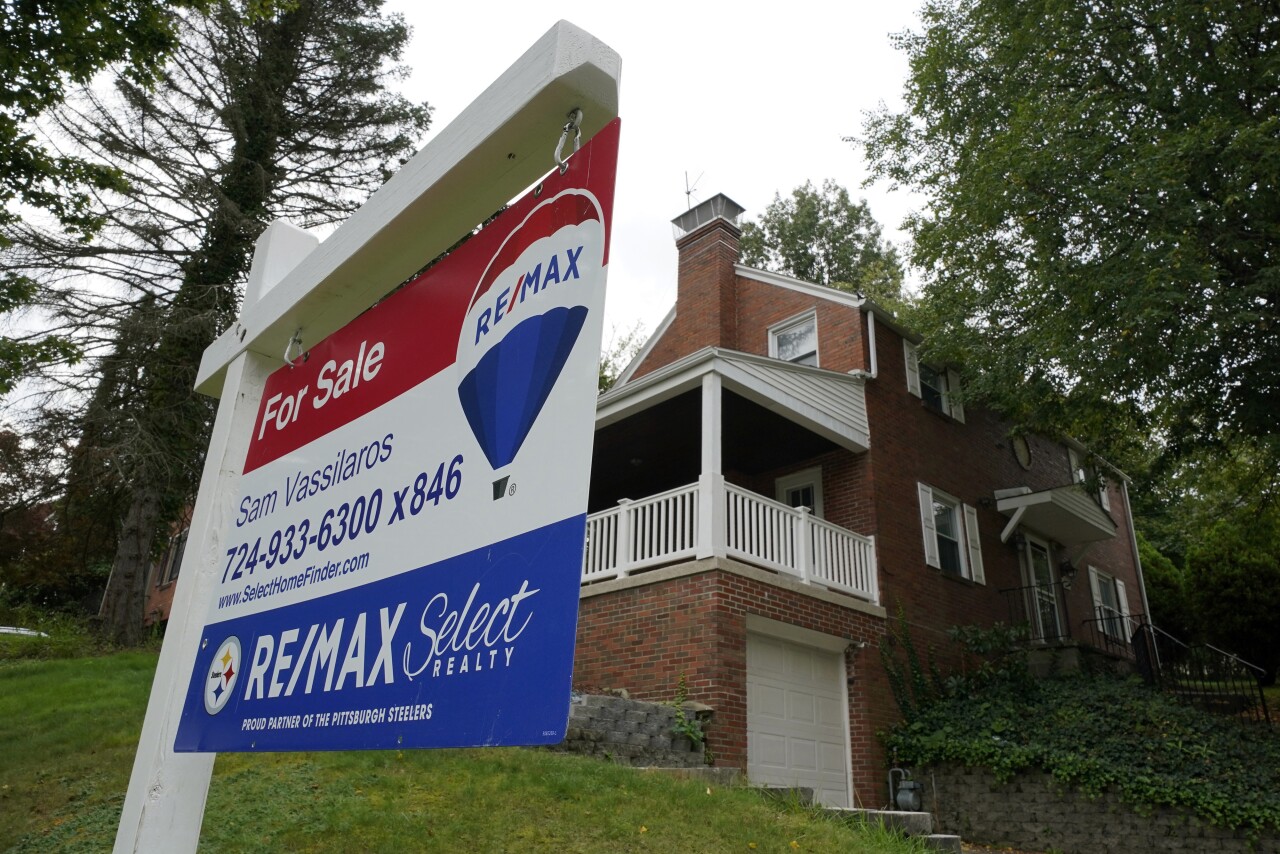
[962,504,984,585]
[1088,566,1129,639]
[918,483,983,583]
[906,342,964,421]
[904,341,921,397]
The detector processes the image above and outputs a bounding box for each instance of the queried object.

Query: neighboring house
[144,523,190,627]
[573,195,1148,808]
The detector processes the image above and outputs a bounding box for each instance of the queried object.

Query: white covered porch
[584,347,879,605]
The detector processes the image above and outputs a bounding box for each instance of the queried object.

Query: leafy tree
[1,0,431,641]
[739,180,905,304]
[598,322,647,393]
[1133,437,1280,683]
[0,0,213,233]
[1186,511,1280,686]
[0,1,214,387]
[1135,532,1194,643]
[859,0,1280,464]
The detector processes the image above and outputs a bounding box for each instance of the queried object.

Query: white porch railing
[583,484,699,582]
[583,480,878,605]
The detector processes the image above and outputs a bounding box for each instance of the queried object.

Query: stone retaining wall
[926,765,1276,854]
[548,693,707,768]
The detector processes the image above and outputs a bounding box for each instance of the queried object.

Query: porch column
[696,372,726,559]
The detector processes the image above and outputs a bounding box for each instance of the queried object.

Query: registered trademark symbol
[509,483,517,496]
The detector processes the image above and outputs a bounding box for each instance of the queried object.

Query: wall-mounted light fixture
[1058,559,1078,590]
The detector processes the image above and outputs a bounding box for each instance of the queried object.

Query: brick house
[572,195,1149,808]
[143,521,190,627]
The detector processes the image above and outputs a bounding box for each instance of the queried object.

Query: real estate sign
[174,120,620,752]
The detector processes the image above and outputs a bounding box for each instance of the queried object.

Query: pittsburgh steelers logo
[204,636,241,715]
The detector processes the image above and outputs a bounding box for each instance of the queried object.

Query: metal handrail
[1132,622,1271,725]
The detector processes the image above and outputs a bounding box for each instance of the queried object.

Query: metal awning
[996,485,1117,546]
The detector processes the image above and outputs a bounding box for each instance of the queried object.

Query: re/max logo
[473,245,583,345]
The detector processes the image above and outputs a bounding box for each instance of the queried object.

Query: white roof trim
[612,306,673,388]
[597,346,870,452]
[735,264,866,309]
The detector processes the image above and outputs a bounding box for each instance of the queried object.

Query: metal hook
[284,330,305,368]
[554,108,583,174]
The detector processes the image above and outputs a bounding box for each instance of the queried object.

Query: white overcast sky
[382,1,926,339]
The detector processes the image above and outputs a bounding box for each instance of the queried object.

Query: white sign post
[115,22,619,853]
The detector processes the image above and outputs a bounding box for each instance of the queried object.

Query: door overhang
[995,485,1117,546]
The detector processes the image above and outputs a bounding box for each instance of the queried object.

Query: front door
[1025,538,1062,641]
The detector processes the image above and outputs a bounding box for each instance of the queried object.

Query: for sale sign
[174,119,620,752]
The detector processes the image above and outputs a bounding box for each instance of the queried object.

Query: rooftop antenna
[684,171,704,211]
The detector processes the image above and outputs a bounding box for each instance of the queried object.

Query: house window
[776,467,824,518]
[770,312,818,366]
[1068,447,1111,511]
[932,494,964,575]
[156,529,189,586]
[919,363,948,413]
[904,341,965,422]
[1088,566,1130,640]
[916,483,985,583]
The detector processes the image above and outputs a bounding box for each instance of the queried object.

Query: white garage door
[746,633,851,807]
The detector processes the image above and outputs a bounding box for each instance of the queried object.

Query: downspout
[865,309,879,378]
[1121,479,1153,623]
[850,307,880,380]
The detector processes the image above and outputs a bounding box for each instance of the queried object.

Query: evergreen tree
[0,1,213,387]
[1,0,431,641]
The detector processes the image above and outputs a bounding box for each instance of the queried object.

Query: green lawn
[0,652,925,853]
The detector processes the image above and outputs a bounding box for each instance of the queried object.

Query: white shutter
[904,341,921,398]
[1099,478,1112,511]
[946,369,965,423]
[1068,448,1083,483]
[917,483,939,568]
[1115,578,1131,635]
[962,504,985,584]
[1087,566,1103,621]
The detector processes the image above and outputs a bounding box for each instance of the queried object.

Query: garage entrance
[746,631,851,807]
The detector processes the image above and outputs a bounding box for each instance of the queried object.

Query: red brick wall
[863,319,1145,644]
[591,212,1148,806]
[636,219,742,376]
[631,218,868,380]
[574,568,895,805]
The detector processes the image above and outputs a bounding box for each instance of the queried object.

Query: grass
[1,651,928,853]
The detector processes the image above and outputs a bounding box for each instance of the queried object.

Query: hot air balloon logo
[457,190,605,471]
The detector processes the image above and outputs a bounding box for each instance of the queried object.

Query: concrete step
[827,807,933,836]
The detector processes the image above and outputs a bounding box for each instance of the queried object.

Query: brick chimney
[671,194,746,351]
